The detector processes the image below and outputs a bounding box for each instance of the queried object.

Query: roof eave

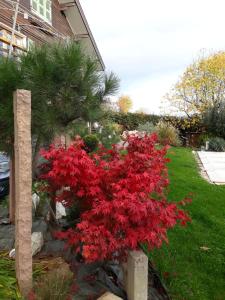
[74,0,105,71]
[58,0,105,71]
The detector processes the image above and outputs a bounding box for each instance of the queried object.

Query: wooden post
[14,90,32,297]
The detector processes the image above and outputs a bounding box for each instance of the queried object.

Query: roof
[59,0,105,71]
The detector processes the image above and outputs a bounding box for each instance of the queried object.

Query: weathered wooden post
[14,90,32,296]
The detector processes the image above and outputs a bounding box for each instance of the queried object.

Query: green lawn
[147,147,225,300]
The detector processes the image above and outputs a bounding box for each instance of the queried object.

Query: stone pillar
[14,90,32,297]
[127,251,148,300]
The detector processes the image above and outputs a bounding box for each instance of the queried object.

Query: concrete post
[14,90,32,297]
[127,251,148,300]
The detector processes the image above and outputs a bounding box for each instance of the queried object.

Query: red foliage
[40,134,190,262]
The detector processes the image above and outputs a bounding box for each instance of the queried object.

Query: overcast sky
[80,0,225,113]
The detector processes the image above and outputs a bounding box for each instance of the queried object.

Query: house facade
[0,0,104,69]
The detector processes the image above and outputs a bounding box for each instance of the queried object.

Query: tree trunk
[88,122,92,134]
[32,134,41,179]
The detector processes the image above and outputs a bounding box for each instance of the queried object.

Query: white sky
[80,0,225,114]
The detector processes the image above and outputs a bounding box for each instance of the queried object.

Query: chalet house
[0,0,104,70]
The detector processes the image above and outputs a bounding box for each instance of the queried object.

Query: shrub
[198,133,213,147]
[109,112,160,131]
[156,121,181,146]
[137,122,156,134]
[208,137,225,152]
[97,122,121,149]
[204,103,225,139]
[40,135,190,262]
[83,134,99,152]
[163,114,204,134]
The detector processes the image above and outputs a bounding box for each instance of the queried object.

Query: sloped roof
[59,0,105,70]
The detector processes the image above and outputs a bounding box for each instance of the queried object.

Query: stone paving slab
[197,151,225,184]
[98,292,122,300]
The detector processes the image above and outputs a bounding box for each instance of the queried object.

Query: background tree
[117,95,133,113]
[165,51,225,116]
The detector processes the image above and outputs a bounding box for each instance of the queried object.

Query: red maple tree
[40,134,190,262]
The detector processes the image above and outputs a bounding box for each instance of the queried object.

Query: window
[27,38,35,50]
[31,0,52,24]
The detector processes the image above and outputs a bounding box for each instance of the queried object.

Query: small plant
[83,134,99,152]
[33,268,73,300]
[208,137,225,152]
[137,122,156,134]
[156,121,181,146]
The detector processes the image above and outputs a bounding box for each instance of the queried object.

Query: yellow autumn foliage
[117,95,133,113]
[165,51,225,116]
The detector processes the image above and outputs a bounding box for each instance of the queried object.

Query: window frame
[30,0,52,24]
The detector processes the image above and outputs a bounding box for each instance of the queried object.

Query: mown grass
[147,147,225,300]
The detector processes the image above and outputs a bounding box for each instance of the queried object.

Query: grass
[0,252,46,300]
[0,252,22,300]
[146,147,225,300]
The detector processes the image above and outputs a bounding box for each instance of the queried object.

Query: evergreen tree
[0,42,119,170]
